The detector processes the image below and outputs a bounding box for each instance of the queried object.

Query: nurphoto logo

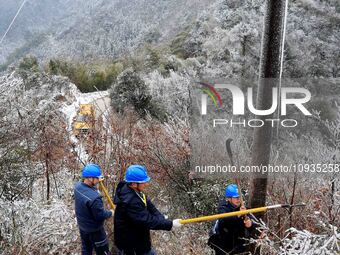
[198,82,312,128]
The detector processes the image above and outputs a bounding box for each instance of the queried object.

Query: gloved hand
[110,209,115,217]
[172,219,183,229]
[244,217,252,228]
[238,205,246,217]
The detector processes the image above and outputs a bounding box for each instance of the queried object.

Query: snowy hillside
[0,0,215,65]
[1,0,337,79]
[0,0,339,254]
[0,70,111,254]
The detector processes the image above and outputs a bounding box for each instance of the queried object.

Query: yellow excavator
[73,104,95,137]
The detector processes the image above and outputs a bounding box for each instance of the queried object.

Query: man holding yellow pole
[208,184,258,255]
[113,165,182,255]
[74,163,114,255]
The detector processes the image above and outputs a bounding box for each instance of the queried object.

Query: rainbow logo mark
[198,82,223,108]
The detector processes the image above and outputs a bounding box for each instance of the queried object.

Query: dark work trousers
[79,227,111,255]
[118,249,156,255]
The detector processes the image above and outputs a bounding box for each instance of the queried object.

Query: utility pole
[249,0,286,214]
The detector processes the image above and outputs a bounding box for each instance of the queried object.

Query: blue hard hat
[125,165,150,183]
[225,184,240,198]
[82,163,103,179]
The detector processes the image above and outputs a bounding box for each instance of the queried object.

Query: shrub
[47,59,121,92]
[110,68,167,121]
[18,55,40,72]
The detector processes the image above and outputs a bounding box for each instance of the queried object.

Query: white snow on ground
[77,141,89,164]
[279,226,340,255]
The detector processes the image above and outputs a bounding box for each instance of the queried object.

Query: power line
[0,0,28,45]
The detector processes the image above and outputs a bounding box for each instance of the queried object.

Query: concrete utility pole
[249,0,286,214]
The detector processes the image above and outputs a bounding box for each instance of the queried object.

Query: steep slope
[0,0,105,64]
[32,0,216,62]
[0,0,215,65]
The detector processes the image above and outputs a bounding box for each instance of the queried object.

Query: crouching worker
[114,165,182,255]
[208,184,259,255]
[74,163,114,255]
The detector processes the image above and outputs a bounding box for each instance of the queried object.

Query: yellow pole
[179,206,269,224]
[99,180,116,209]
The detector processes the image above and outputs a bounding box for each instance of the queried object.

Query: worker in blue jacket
[208,184,259,255]
[114,165,182,255]
[74,163,114,255]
